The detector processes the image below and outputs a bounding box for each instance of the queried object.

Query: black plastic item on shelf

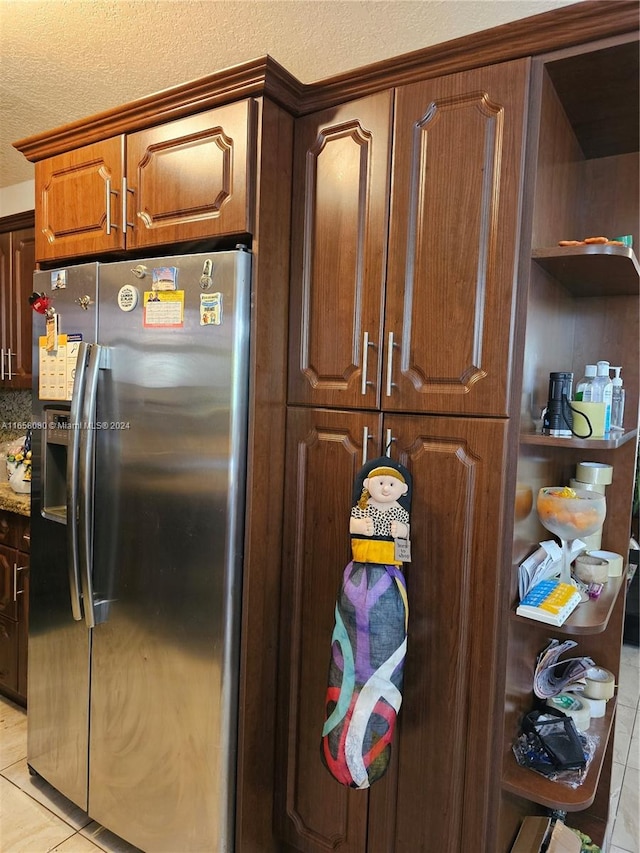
[521,708,586,772]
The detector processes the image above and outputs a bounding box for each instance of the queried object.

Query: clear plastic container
[589,361,612,432]
[610,366,625,430]
[575,364,596,401]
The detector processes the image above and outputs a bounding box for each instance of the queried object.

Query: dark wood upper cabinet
[288,60,530,417]
[288,92,393,409]
[0,223,35,389]
[384,59,529,416]
[126,100,255,250]
[34,101,255,262]
[36,136,126,261]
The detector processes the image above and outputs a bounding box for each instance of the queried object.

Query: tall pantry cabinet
[278,61,530,852]
[277,13,639,853]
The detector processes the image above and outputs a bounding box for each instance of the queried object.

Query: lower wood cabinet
[0,510,30,705]
[276,406,509,852]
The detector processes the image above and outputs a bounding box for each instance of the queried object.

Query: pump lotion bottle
[611,366,625,431]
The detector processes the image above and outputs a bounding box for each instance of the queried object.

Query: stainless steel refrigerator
[29,249,251,852]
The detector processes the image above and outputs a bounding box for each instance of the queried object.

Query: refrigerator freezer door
[28,264,98,810]
[88,251,251,851]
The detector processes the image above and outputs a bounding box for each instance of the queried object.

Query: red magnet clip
[29,292,50,314]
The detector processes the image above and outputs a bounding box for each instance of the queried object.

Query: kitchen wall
[0,181,35,218]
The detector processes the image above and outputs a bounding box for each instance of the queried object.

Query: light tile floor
[0,646,638,852]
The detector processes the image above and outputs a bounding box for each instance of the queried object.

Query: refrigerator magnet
[51,270,67,290]
[200,292,223,326]
[117,285,139,312]
[151,266,178,291]
[46,313,59,352]
[143,290,184,328]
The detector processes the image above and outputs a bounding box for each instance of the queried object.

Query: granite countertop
[0,479,31,517]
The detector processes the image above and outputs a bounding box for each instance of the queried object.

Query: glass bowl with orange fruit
[536,486,606,584]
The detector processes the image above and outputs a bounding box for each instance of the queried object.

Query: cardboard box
[511,817,581,853]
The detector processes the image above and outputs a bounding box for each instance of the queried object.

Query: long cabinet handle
[67,341,89,621]
[0,348,4,381]
[105,179,119,235]
[78,344,102,629]
[122,177,135,232]
[385,428,395,457]
[361,426,375,466]
[361,332,374,395]
[12,562,27,602]
[385,332,396,397]
[5,350,13,381]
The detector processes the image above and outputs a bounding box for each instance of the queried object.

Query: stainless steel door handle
[361,425,374,466]
[385,428,395,457]
[78,344,102,628]
[67,341,89,621]
[122,177,134,232]
[105,179,118,235]
[361,332,375,395]
[385,332,396,397]
[13,562,27,602]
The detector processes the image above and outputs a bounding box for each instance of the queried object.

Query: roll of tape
[588,549,624,578]
[581,695,607,718]
[583,667,615,700]
[546,693,591,731]
[569,478,606,495]
[582,530,603,550]
[575,462,613,485]
[574,554,609,584]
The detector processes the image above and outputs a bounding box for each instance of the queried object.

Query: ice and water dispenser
[42,407,71,523]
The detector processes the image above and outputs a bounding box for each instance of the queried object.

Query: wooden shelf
[520,428,637,450]
[531,245,639,296]
[502,696,617,811]
[513,573,626,635]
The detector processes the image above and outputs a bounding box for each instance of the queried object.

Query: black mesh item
[522,708,586,771]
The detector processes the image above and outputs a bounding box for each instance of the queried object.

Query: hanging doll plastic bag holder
[320,456,412,789]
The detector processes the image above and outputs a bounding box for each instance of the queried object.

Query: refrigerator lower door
[87,251,250,852]
[27,497,91,809]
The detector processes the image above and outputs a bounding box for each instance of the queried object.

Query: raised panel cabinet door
[0,615,19,694]
[288,92,393,409]
[275,406,382,852]
[10,228,36,387]
[0,233,9,371]
[368,414,508,853]
[384,60,530,416]
[16,553,29,700]
[0,545,18,621]
[35,136,125,261]
[126,99,256,250]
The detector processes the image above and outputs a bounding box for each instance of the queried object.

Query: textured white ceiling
[0,0,583,190]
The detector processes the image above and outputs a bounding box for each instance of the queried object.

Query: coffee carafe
[542,372,573,437]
